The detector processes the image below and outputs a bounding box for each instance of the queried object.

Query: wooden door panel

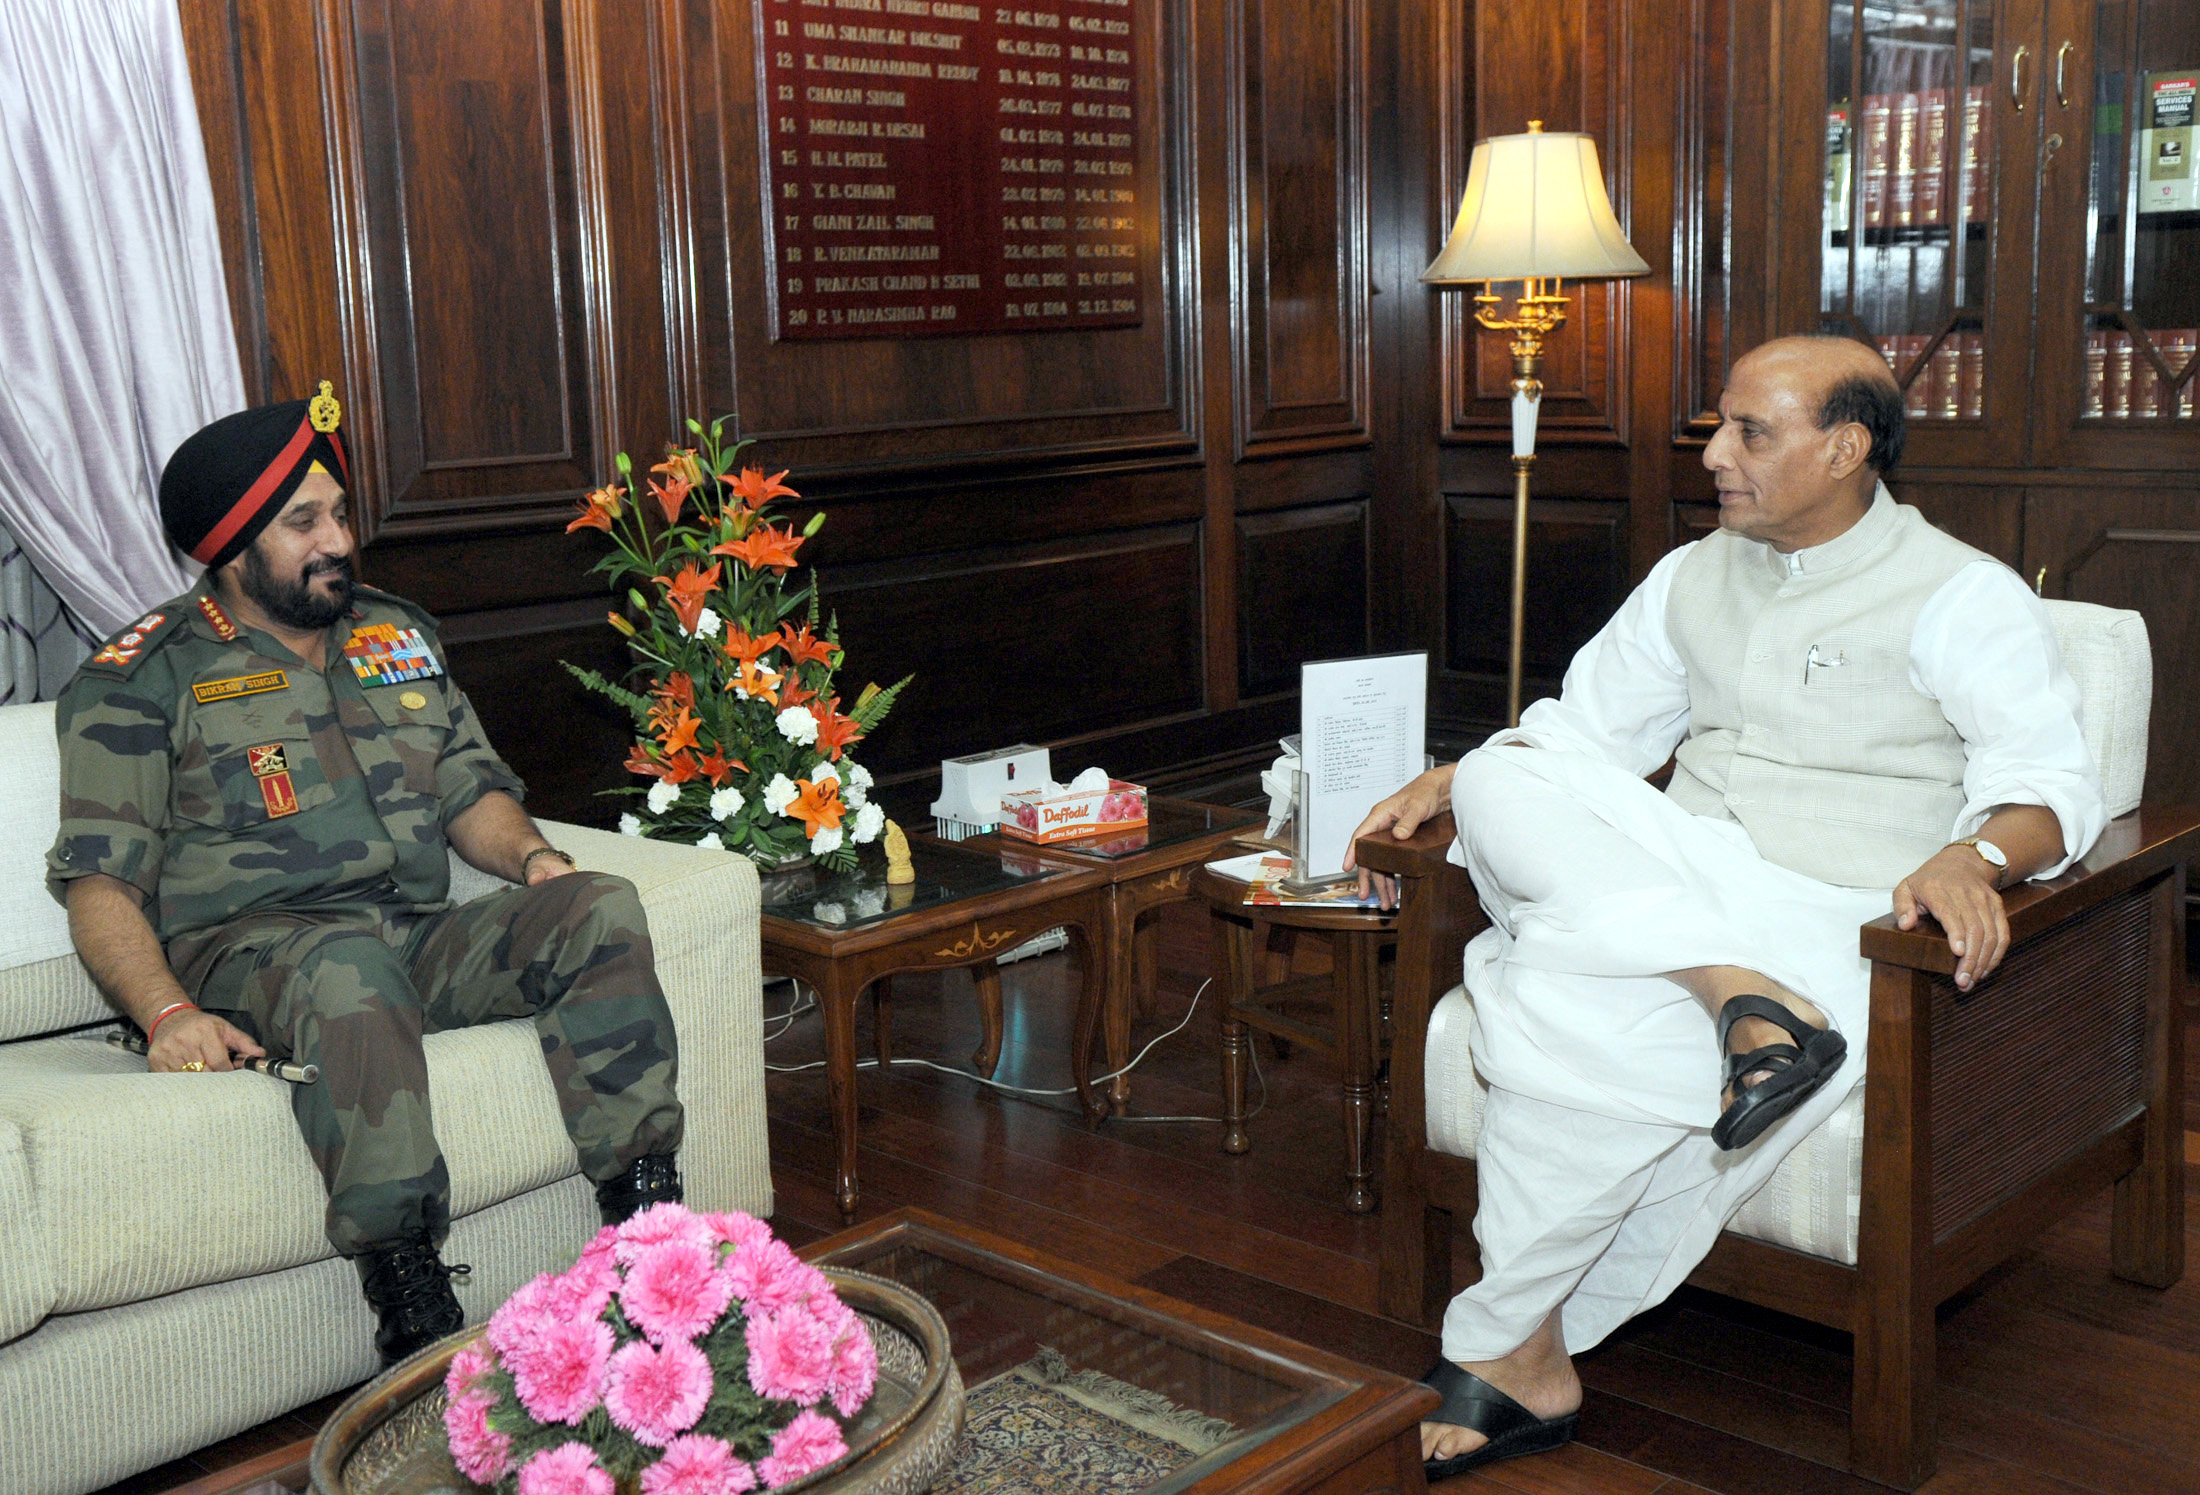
[1440,495,1629,724]
[1237,501,1370,697]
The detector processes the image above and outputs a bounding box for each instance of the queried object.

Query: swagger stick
[106,1027,319,1084]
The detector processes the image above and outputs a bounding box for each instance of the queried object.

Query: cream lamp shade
[1422,127,1650,284]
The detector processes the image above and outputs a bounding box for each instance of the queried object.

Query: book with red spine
[1917,89,1949,226]
[2162,329,2197,418]
[2083,332,2108,418]
[2104,331,2133,420]
[1891,91,1921,229]
[2131,338,2163,418]
[1957,332,1983,418]
[1862,94,1894,231]
[1899,334,1931,417]
[1958,86,1986,224]
[1929,336,1961,418]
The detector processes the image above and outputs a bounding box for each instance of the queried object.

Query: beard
[238,542,356,630]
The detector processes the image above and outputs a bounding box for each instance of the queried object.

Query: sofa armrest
[529,822,771,1219]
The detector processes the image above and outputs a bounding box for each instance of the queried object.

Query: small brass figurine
[883,819,915,884]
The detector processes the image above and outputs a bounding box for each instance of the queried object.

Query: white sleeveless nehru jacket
[1662,486,1990,888]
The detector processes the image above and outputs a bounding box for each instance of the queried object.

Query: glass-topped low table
[948,797,1263,1113]
[759,838,1110,1217]
[806,1209,1439,1495]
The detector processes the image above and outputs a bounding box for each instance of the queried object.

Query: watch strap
[521,846,576,879]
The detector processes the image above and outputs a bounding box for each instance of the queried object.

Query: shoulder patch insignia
[85,611,181,676]
[192,670,290,704]
[343,622,444,686]
[196,594,239,641]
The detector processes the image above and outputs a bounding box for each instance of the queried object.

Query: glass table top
[756,835,1082,933]
[813,1223,1346,1493]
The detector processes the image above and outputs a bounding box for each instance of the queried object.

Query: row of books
[1828,89,1986,233]
[1872,333,1983,420]
[2083,329,2199,419]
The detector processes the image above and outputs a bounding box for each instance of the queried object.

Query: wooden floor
[116,899,2200,1495]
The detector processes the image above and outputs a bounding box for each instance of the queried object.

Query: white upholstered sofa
[0,700,771,1495]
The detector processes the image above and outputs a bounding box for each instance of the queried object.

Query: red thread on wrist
[146,1001,197,1042]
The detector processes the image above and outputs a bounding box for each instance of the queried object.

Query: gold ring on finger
[182,1060,206,1072]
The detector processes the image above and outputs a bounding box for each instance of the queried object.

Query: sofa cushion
[0,1019,582,1313]
[2041,599,2150,818]
[1424,985,1864,1264]
[0,1118,56,1342]
[0,704,114,1041]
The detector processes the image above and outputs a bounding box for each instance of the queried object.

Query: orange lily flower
[659,707,703,758]
[654,449,706,491]
[647,471,693,526]
[653,562,721,636]
[696,749,737,787]
[724,466,799,511]
[710,525,804,574]
[729,658,783,700]
[649,672,697,724]
[660,751,702,785]
[789,775,845,838]
[781,623,840,670]
[623,743,670,780]
[722,626,782,669]
[809,697,864,761]
[778,672,819,710]
[566,484,625,534]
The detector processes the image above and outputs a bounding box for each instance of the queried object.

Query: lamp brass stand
[1472,279,1571,727]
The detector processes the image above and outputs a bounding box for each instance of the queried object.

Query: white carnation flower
[646,780,680,815]
[763,773,799,815]
[619,813,642,836]
[852,801,885,844]
[690,607,722,639]
[695,831,724,851]
[810,825,844,856]
[708,786,744,821]
[808,758,840,785]
[842,778,867,809]
[776,706,819,745]
[847,762,874,790]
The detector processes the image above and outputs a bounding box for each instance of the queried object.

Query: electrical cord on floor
[761,976,1265,1125]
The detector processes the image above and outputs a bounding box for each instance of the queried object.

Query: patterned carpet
[936,1347,1238,1494]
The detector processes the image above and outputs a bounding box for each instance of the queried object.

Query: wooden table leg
[970,962,1004,1078]
[1065,910,1108,1122]
[1217,911,1255,1155]
[1337,931,1379,1214]
[1103,889,1136,1115]
[870,975,894,1072]
[1133,913,1160,1020]
[816,966,863,1220]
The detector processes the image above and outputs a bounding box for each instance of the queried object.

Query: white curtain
[0,512,93,702]
[0,0,243,650]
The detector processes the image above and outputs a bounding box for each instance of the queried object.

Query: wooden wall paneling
[1235,501,1370,697]
[1887,477,2025,569]
[702,0,1199,474]
[439,603,636,826]
[1231,0,1371,454]
[178,0,265,404]
[1444,494,1628,698]
[1669,0,1729,445]
[2026,488,2200,807]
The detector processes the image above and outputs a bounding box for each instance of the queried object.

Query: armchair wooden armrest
[1367,805,2195,1488]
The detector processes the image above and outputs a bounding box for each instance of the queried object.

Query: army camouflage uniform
[47,577,683,1259]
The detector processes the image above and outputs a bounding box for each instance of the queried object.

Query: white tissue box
[930,743,1052,836]
[998,778,1148,844]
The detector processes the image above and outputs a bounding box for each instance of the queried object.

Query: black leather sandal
[1419,1360,1580,1480]
[1711,993,1847,1151]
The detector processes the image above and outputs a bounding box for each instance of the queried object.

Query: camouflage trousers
[183,872,683,1260]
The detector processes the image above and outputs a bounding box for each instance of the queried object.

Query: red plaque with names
[757,0,1149,339]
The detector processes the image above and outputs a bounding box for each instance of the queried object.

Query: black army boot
[359,1236,469,1366]
[596,1152,683,1224]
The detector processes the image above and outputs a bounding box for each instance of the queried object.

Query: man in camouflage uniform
[47,387,685,1364]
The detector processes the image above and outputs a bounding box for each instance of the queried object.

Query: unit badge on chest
[343,622,444,687]
[247,742,300,819]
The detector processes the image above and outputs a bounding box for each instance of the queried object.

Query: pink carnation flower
[517,1441,615,1495]
[817,1301,877,1417]
[605,1336,714,1447]
[616,1201,718,1265]
[509,1316,614,1425]
[641,1433,759,1495]
[445,1341,498,1400]
[726,1238,826,1315]
[703,1210,773,1252]
[746,1303,835,1405]
[443,1389,513,1486]
[487,1273,562,1359]
[758,1409,847,1488]
[621,1239,736,1344]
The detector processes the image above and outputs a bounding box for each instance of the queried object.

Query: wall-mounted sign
[757,0,1151,339]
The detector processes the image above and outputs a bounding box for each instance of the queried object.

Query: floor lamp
[1422,121,1648,726]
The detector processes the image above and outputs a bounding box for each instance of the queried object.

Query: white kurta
[1440,543,2104,1363]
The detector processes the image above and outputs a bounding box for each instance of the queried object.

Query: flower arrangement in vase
[444,1203,878,1494]
[565,418,908,872]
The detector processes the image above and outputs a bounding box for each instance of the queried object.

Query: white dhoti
[1440,745,1891,1363]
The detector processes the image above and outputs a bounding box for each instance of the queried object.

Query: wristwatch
[1953,837,2008,883]
[521,846,576,881]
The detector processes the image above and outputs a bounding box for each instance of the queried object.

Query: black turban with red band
[158,398,350,570]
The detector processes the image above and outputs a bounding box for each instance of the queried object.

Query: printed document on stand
[1299,652,1427,880]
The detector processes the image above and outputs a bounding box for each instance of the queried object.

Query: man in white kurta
[1351,337,2103,1472]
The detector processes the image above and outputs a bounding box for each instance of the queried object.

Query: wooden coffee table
[805,1208,1439,1495]
[759,838,1110,1218]
[948,797,1263,1113]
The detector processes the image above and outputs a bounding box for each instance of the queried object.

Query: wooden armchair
[1361,803,2193,1487]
